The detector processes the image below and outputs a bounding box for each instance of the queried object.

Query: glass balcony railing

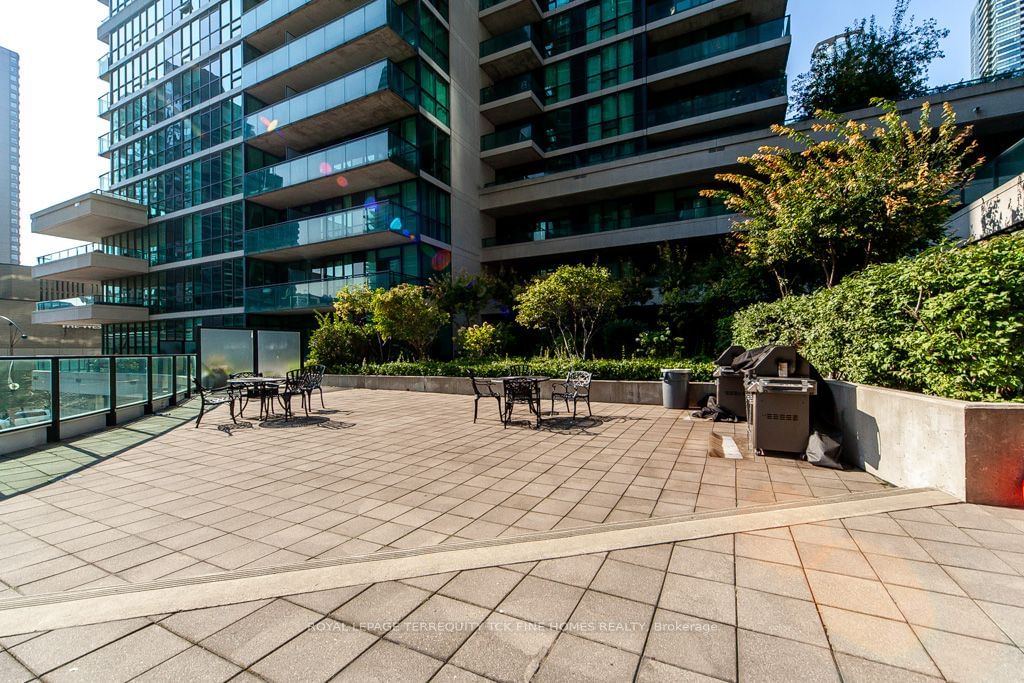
[646,0,719,23]
[98,53,112,76]
[98,132,112,155]
[480,24,540,58]
[244,271,411,312]
[242,0,417,89]
[648,16,791,75]
[647,77,788,127]
[481,122,544,151]
[35,295,147,311]
[245,60,417,140]
[245,201,423,254]
[244,129,419,197]
[242,0,313,37]
[961,135,1024,205]
[480,72,544,105]
[98,93,112,116]
[37,243,145,265]
[482,203,730,247]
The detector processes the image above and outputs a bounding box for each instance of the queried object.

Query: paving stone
[817,606,939,677]
[914,625,1024,682]
[333,639,443,682]
[833,653,943,683]
[864,553,966,596]
[736,586,828,647]
[738,629,840,683]
[529,553,605,588]
[385,595,489,660]
[497,575,586,627]
[735,533,801,566]
[449,613,559,683]
[201,600,321,667]
[430,663,492,682]
[283,586,368,615]
[848,530,931,562]
[590,558,664,605]
[46,625,190,683]
[250,618,376,682]
[668,545,735,584]
[636,657,723,682]
[805,570,902,620]
[944,565,1024,607]
[887,584,1011,642]
[607,544,672,570]
[0,650,36,683]
[735,556,812,600]
[917,538,1018,574]
[659,573,736,625]
[976,601,1024,648]
[796,541,877,579]
[133,646,240,683]
[439,567,523,609]
[332,581,431,634]
[159,601,270,642]
[534,632,640,682]
[9,617,150,674]
[644,608,736,682]
[567,590,654,654]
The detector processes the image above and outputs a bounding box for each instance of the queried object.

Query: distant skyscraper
[971,0,1024,78]
[0,46,18,265]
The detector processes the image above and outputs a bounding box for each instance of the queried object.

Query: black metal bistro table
[492,376,550,428]
[226,376,286,421]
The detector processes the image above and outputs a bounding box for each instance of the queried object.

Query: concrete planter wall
[828,381,1024,508]
[322,374,716,407]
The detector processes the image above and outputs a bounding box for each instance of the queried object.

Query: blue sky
[1,0,974,264]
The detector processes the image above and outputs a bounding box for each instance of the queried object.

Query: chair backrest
[503,377,535,400]
[306,364,326,387]
[505,364,532,378]
[286,369,304,382]
[566,370,592,388]
[468,374,490,397]
[230,371,258,379]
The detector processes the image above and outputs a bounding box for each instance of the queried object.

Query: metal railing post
[47,357,60,443]
[145,357,154,415]
[170,356,178,406]
[107,356,117,426]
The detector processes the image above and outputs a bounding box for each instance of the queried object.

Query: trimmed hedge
[732,233,1024,401]
[328,357,715,382]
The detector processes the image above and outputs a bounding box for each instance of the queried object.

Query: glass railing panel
[245,61,415,139]
[175,355,191,397]
[153,357,174,400]
[36,243,145,264]
[648,17,790,75]
[36,295,147,311]
[243,0,313,37]
[480,25,538,58]
[242,0,414,88]
[244,130,417,196]
[481,123,541,151]
[646,0,719,24]
[98,93,111,116]
[115,357,149,408]
[59,358,111,420]
[245,201,421,254]
[647,77,787,127]
[244,272,405,312]
[481,73,542,105]
[0,359,53,433]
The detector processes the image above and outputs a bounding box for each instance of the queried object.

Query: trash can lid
[661,368,690,373]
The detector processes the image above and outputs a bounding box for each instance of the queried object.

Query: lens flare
[431,250,452,271]
[390,217,403,231]
[319,162,332,175]
[265,119,279,133]
[336,175,349,188]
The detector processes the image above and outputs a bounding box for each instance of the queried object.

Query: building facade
[0,46,19,265]
[972,0,1024,78]
[27,0,1024,355]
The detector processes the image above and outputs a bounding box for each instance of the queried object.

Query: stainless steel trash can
[745,377,817,453]
[661,368,690,409]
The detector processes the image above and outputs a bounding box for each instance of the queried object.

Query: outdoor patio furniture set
[471,369,593,428]
[194,365,326,428]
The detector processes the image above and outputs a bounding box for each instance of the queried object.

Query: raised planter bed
[829,381,1024,508]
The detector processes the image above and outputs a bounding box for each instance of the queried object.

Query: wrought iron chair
[551,370,593,421]
[505,364,532,378]
[229,371,260,416]
[503,377,541,429]
[280,370,312,420]
[194,379,241,428]
[469,374,502,423]
[305,364,327,409]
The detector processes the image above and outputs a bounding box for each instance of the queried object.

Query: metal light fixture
[1,315,29,357]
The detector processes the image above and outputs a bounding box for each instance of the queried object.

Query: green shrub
[731,233,1024,401]
[328,357,714,382]
[456,322,507,359]
[307,313,374,368]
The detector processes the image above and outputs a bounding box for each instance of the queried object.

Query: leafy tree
[792,0,948,118]
[371,284,450,360]
[515,265,622,359]
[333,285,388,361]
[307,312,375,368]
[704,100,981,293]
[428,271,493,324]
[456,322,509,359]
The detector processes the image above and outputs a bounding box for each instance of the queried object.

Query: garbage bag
[805,430,843,469]
[691,395,740,422]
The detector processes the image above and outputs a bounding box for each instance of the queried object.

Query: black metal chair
[305,364,327,409]
[503,377,541,429]
[505,364,532,378]
[469,374,502,423]
[551,370,593,421]
[194,379,241,428]
[229,371,261,416]
[280,370,312,419]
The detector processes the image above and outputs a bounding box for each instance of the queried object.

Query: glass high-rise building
[971,0,1024,78]
[0,46,19,265]
[31,0,793,353]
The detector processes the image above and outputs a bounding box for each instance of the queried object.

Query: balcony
[244,129,419,209]
[242,0,374,53]
[245,60,417,157]
[646,77,787,141]
[242,0,417,105]
[479,0,542,36]
[98,93,112,119]
[479,25,543,81]
[31,191,148,242]
[480,73,544,125]
[244,271,408,314]
[33,244,150,283]
[647,16,791,91]
[646,0,788,41]
[245,201,423,261]
[32,296,150,326]
[481,123,545,168]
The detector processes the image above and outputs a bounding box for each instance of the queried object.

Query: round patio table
[491,376,550,427]
[226,377,286,420]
